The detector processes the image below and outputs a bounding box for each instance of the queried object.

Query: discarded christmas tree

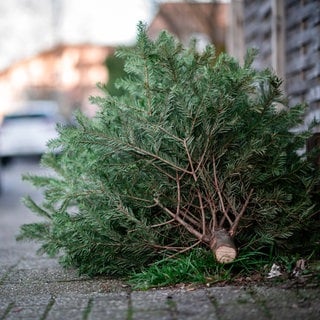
[18,24,320,277]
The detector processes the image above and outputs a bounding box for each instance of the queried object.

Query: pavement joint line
[126,292,133,320]
[247,286,272,318]
[0,302,15,320]
[39,296,55,320]
[206,292,220,319]
[166,295,178,320]
[82,297,93,320]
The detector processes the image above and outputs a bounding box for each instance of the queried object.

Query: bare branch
[197,190,206,235]
[176,172,181,216]
[158,125,184,143]
[205,189,217,230]
[212,155,233,226]
[154,198,209,243]
[150,244,188,252]
[180,208,202,230]
[150,162,176,181]
[150,219,175,228]
[229,188,254,237]
[222,191,239,217]
[194,143,209,174]
[166,240,202,259]
[218,205,235,229]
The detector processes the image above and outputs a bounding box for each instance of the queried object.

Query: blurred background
[0,0,319,123]
[0,0,319,194]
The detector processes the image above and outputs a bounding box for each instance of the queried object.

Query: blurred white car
[0,111,59,163]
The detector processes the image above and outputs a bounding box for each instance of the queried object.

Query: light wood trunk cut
[210,229,237,263]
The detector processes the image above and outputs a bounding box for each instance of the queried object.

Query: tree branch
[205,189,218,231]
[197,189,206,235]
[212,155,233,226]
[154,198,209,243]
[176,172,181,216]
[183,138,198,182]
[150,219,175,228]
[165,240,202,259]
[180,208,202,230]
[229,188,254,237]
[80,131,192,175]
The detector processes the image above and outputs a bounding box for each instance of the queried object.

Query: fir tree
[18,23,320,277]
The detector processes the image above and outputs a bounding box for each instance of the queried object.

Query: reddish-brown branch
[183,138,198,182]
[212,155,233,226]
[151,162,176,181]
[196,189,206,235]
[175,172,203,231]
[218,204,232,228]
[222,192,239,218]
[181,197,203,226]
[176,172,181,216]
[154,198,210,243]
[180,209,202,230]
[150,219,175,228]
[218,215,225,228]
[166,240,202,259]
[150,244,190,252]
[180,186,205,229]
[205,190,217,230]
[229,188,254,237]
[194,142,209,174]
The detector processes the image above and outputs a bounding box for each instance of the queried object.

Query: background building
[0,0,152,118]
[229,0,320,130]
[1,0,319,129]
[147,1,229,53]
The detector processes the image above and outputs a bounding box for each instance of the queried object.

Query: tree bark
[210,229,237,263]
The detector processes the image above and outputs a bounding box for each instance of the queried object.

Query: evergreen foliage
[18,23,320,277]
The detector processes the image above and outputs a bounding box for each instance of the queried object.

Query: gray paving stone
[131,289,174,310]
[46,296,89,320]
[207,286,266,320]
[132,310,172,320]
[2,267,89,284]
[0,296,51,320]
[46,309,87,320]
[171,289,217,320]
[89,293,129,320]
[253,286,320,320]
[6,306,47,320]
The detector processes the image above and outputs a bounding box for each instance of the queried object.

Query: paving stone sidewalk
[1,218,320,320]
[1,259,320,320]
[1,160,320,320]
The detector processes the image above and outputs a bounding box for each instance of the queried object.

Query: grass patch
[128,248,271,290]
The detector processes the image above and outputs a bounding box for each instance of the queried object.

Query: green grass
[128,248,271,290]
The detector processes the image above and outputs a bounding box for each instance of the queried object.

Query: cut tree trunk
[209,229,237,263]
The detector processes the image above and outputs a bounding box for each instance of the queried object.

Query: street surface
[0,158,57,268]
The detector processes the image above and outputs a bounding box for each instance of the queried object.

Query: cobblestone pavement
[1,160,320,320]
[1,259,320,320]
